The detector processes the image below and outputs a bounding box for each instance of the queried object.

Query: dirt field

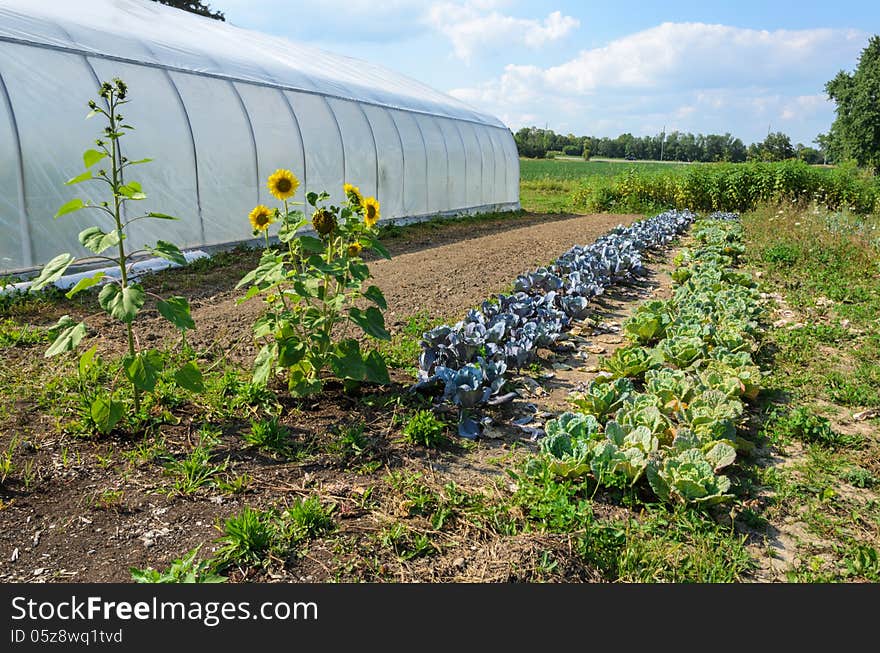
[2,211,681,583]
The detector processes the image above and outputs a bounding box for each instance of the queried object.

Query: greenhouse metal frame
[0,0,519,272]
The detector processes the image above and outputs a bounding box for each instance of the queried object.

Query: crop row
[413,210,696,436]
[535,213,765,505]
[571,160,879,215]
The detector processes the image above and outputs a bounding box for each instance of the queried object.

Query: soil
[0,210,691,584]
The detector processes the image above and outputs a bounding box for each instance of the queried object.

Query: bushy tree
[825,35,880,172]
[151,0,225,21]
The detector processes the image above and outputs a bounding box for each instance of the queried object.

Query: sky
[217,0,879,146]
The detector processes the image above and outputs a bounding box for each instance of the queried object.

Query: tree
[757,132,795,161]
[151,1,225,21]
[825,35,880,172]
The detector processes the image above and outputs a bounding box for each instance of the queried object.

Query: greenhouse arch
[0,0,519,272]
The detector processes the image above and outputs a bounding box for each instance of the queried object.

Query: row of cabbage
[413,210,696,436]
[535,212,765,505]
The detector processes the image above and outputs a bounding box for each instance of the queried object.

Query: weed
[245,417,293,457]
[378,522,435,560]
[0,318,50,347]
[401,409,448,448]
[91,488,125,510]
[216,473,252,495]
[279,496,335,542]
[327,422,368,462]
[841,466,877,488]
[163,446,228,495]
[215,507,276,568]
[0,436,19,484]
[764,406,862,448]
[130,546,225,583]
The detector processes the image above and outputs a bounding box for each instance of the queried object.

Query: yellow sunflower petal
[249,204,274,232]
[267,168,299,201]
[363,196,380,227]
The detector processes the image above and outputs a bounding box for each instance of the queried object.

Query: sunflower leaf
[157,296,195,331]
[45,316,87,358]
[146,240,186,266]
[98,283,145,323]
[31,253,75,291]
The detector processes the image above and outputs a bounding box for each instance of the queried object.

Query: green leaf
[174,361,205,393]
[278,215,306,243]
[329,339,366,381]
[277,340,306,367]
[157,296,195,331]
[83,149,107,168]
[348,260,370,282]
[236,251,284,289]
[65,271,106,299]
[146,240,186,266]
[45,317,87,357]
[78,226,121,254]
[124,350,162,392]
[298,235,325,253]
[65,170,93,185]
[78,344,99,377]
[98,283,145,323]
[31,253,75,291]
[127,158,153,165]
[55,198,86,218]
[368,237,391,260]
[147,212,178,220]
[364,350,390,385]
[363,285,387,309]
[253,345,276,386]
[118,181,146,200]
[348,306,390,341]
[90,395,124,435]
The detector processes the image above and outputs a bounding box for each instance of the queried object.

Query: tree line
[516,34,879,171]
[513,127,825,164]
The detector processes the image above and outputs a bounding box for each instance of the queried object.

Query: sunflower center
[276,178,292,193]
[257,213,270,225]
[367,205,376,218]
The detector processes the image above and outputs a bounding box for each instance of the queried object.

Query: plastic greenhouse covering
[0,0,520,272]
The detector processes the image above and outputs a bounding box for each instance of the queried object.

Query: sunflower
[343,183,364,208]
[363,197,380,228]
[347,241,363,257]
[312,208,337,236]
[249,204,275,232]
[267,169,299,201]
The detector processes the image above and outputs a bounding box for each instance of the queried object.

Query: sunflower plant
[29,78,203,433]
[237,175,392,397]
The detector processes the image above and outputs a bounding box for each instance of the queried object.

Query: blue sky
[218,0,879,146]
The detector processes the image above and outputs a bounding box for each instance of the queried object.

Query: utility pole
[660,125,666,162]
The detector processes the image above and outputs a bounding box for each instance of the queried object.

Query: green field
[520,158,689,212]
[520,157,879,216]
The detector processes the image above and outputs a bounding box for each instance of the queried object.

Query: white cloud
[449,22,864,143]
[425,2,579,62]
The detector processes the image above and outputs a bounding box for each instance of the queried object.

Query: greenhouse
[0,0,519,272]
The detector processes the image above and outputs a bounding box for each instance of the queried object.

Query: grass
[743,202,880,581]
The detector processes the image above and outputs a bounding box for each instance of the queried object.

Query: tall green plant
[237,176,392,396]
[30,78,202,431]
